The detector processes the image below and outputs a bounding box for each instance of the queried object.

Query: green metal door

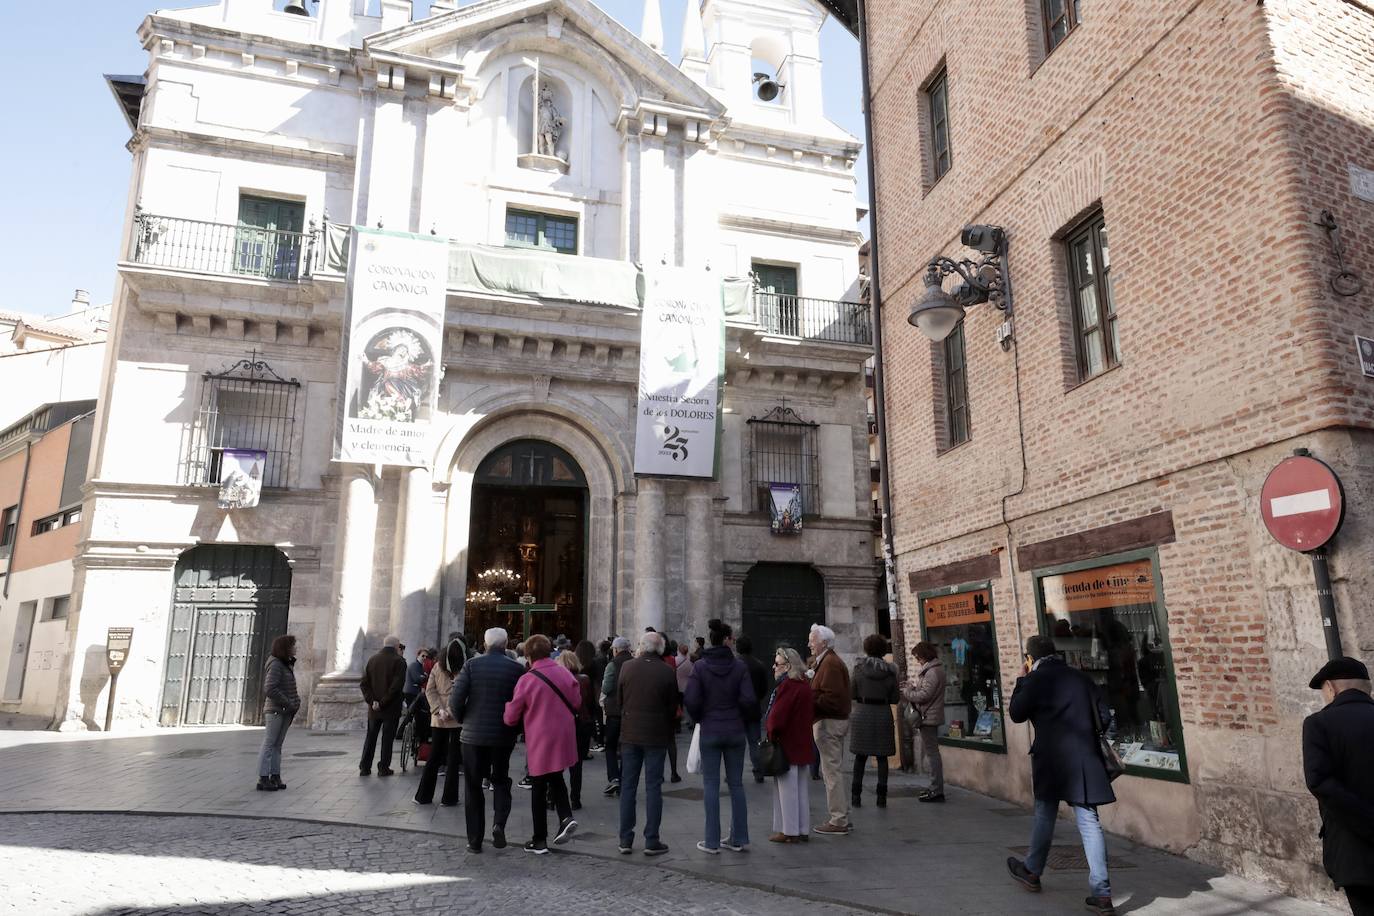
[161,545,292,726]
[741,563,825,664]
[235,196,305,280]
[752,263,800,336]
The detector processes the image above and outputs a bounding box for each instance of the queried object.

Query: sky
[0,0,866,317]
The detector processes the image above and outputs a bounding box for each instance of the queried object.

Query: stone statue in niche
[536,85,565,159]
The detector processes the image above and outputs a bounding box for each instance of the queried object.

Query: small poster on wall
[218,448,266,509]
[769,483,803,535]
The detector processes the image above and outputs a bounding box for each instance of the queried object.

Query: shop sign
[633,266,724,478]
[1041,560,1155,615]
[923,589,992,628]
[334,227,448,467]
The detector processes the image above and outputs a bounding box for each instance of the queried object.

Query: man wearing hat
[1303,656,1374,915]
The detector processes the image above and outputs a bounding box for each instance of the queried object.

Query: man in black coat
[1006,635,1117,916]
[359,635,408,777]
[450,626,525,854]
[736,635,770,783]
[1303,656,1374,916]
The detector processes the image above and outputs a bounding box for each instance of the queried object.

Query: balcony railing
[754,291,872,346]
[132,210,312,281]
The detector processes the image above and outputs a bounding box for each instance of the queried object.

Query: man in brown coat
[616,632,679,855]
[359,634,408,776]
[808,623,853,835]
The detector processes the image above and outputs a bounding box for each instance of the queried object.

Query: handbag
[1091,694,1125,782]
[686,723,703,774]
[757,735,790,777]
[530,669,578,720]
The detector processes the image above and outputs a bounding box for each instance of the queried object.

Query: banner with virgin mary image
[334,227,448,467]
[768,483,803,535]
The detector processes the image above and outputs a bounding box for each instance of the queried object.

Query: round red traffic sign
[1260,456,1345,552]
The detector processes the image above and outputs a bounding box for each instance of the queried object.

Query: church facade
[56,0,876,730]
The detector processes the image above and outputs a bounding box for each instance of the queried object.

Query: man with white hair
[615,631,679,855]
[359,634,408,777]
[808,623,853,836]
[451,626,524,854]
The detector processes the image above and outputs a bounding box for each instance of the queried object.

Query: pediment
[365,0,725,122]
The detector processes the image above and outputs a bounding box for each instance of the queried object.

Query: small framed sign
[1356,335,1374,378]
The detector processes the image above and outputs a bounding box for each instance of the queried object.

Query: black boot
[271,775,287,791]
[876,787,887,808]
[256,777,278,791]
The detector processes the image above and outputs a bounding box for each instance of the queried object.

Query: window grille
[748,406,820,515]
[187,354,300,489]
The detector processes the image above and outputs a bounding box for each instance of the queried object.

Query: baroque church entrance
[465,440,587,643]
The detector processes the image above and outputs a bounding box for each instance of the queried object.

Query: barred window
[748,406,819,515]
[187,355,300,489]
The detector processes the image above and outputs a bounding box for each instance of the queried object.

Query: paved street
[0,726,1344,915]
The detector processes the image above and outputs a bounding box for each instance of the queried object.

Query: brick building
[862,0,1374,902]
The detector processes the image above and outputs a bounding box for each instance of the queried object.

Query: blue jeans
[618,743,666,848]
[700,732,749,848]
[257,710,293,778]
[1025,799,1111,898]
[744,720,762,778]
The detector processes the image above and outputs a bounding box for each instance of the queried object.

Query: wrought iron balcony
[131,210,312,281]
[754,291,872,346]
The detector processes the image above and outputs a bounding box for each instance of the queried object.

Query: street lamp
[908,224,1012,342]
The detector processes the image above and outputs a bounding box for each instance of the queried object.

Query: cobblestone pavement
[2,812,861,915]
[0,727,1345,915]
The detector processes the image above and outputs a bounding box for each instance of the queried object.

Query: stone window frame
[1062,208,1120,383]
[747,406,820,517]
[504,207,579,255]
[1031,546,1191,785]
[184,356,301,491]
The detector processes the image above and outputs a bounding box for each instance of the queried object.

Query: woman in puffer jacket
[257,634,300,791]
[902,641,948,803]
[849,634,899,807]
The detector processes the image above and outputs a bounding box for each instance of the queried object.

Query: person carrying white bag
[683,619,757,854]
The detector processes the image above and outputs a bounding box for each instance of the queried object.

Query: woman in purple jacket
[684,618,757,854]
[503,634,581,854]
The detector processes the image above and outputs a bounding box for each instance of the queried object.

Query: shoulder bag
[1091,693,1125,782]
[530,668,578,720]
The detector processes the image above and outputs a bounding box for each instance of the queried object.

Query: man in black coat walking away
[451,626,525,853]
[1303,656,1374,916]
[736,636,770,783]
[359,635,409,777]
[1006,635,1117,916]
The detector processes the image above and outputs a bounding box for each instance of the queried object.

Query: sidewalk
[0,726,1340,915]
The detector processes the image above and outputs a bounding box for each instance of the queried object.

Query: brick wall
[866,0,1374,901]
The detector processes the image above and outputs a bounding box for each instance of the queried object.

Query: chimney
[72,289,91,310]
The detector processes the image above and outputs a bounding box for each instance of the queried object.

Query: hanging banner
[334,227,448,467]
[768,483,803,535]
[1040,559,1156,616]
[217,448,266,509]
[633,267,724,478]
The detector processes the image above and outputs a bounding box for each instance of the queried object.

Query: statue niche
[517,66,571,175]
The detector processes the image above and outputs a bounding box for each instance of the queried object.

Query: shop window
[918,583,1006,751]
[186,355,300,489]
[1035,550,1188,781]
[747,406,819,516]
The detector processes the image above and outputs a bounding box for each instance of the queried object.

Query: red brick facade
[867,0,1374,901]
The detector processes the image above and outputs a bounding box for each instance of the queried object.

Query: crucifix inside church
[465,439,587,642]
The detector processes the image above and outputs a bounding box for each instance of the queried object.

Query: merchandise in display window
[1036,553,1188,779]
[920,586,1005,749]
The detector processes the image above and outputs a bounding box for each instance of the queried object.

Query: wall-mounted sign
[335,227,448,467]
[768,483,802,535]
[217,448,266,509]
[1260,455,1345,552]
[1356,336,1374,378]
[923,589,992,629]
[1041,560,1156,616]
[633,266,724,478]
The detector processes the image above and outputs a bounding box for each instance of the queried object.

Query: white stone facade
[57,0,877,730]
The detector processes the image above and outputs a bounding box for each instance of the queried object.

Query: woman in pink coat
[503,633,581,854]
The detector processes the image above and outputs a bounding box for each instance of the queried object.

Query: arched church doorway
[159,545,292,726]
[741,563,825,662]
[466,439,588,643]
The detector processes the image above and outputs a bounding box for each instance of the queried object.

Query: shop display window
[1035,550,1189,781]
[919,584,1006,751]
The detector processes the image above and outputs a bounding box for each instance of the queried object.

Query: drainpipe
[855,0,905,678]
[2,440,33,599]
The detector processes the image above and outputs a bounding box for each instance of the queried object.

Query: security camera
[960,224,1004,253]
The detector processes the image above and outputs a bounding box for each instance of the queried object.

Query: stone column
[684,484,715,636]
[392,465,439,654]
[633,477,667,633]
[326,468,378,676]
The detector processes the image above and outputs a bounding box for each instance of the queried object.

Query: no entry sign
[1260,455,1345,552]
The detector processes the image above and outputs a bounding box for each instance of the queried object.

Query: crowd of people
[255,625,1374,916]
